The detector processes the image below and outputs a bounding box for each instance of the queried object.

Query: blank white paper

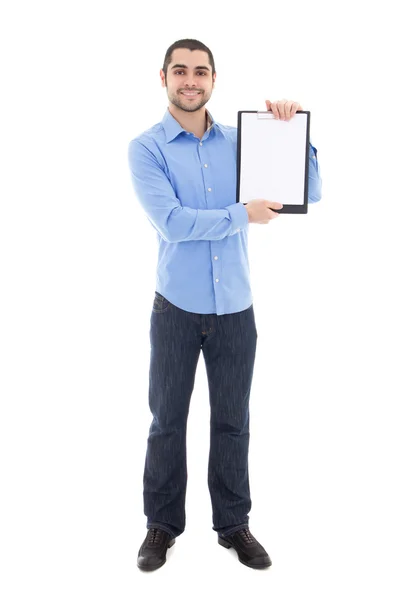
[238,112,309,206]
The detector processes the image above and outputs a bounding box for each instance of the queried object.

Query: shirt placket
[198,114,221,312]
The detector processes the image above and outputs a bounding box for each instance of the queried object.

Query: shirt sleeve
[127,139,249,243]
[308,139,322,204]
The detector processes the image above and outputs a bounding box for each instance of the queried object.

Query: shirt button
[208,188,212,192]
[204,164,208,167]
[236,228,240,232]
[215,278,219,283]
[214,256,218,260]
[200,142,203,146]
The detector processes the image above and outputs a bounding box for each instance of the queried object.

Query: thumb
[271,201,283,210]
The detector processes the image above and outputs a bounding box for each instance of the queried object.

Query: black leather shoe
[137,528,175,571]
[218,527,272,569]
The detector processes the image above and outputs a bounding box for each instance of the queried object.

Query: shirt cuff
[226,201,249,234]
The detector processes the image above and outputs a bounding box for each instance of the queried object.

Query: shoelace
[148,528,163,545]
[238,528,256,545]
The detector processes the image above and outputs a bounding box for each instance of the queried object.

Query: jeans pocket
[152,291,171,313]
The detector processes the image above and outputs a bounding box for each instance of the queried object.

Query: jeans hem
[214,522,249,537]
[147,522,181,539]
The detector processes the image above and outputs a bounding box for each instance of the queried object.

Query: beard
[168,88,211,113]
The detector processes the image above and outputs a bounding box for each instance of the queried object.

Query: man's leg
[201,304,258,536]
[143,293,202,538]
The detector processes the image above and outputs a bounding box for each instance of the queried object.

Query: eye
[174,71,207,75]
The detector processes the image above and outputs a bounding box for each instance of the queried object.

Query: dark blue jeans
[143,291,258,539]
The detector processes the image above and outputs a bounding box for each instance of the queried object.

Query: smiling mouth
[181,91,201,96]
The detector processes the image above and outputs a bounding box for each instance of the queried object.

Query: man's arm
[127,140,248,243]
[308,139,322,203]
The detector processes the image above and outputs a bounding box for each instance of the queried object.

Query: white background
[1,0,399,598]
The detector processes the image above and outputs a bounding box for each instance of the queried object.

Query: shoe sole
[137,537,175,571]
[218,536,272,569]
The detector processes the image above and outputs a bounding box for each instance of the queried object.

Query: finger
[278,99,288,119]
[285,101,292,120]
[265,99,272,111]
[264,200,283,210]
[267,208,280,219]
[272,201,283,210]
[271,102,279,119]
[289,102,299,118]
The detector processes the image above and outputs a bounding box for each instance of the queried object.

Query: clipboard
[236,110,311,214]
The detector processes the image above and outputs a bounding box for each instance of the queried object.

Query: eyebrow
[170,64,210,72]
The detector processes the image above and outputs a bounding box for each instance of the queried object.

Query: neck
[168,105,208,137]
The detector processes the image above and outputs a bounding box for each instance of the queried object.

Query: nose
[183,75,200,88]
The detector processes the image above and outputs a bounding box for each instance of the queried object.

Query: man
[127,38,322,572]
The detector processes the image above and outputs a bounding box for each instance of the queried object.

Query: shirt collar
[162,106,223,143]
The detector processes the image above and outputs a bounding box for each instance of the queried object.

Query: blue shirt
[127,107,322,315]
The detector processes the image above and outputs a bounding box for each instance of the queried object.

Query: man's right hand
[244,199,283,224]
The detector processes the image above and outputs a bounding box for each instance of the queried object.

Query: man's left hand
[265,99,303,120]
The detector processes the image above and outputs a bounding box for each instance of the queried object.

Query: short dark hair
[162,38,215,83]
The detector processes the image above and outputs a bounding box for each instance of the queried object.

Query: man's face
[161,48,216,113]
